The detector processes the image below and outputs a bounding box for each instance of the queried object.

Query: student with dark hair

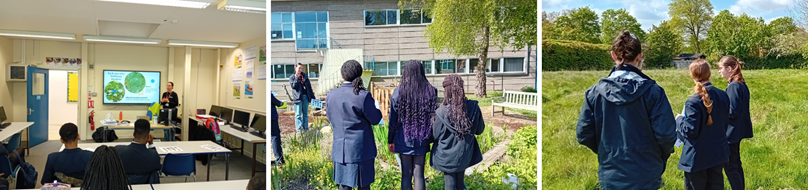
[247,173,266,190]
[677,60,730,190]
[717,55,752,189]
[388,60,437,190]
[576,30,677,189]
[115,119,161,184]
[326,60,383,190]
[42,123,94,186]
[81,145,132,190]
[429,74,485,190]
[161,82,179,109]
[290,62,316,133]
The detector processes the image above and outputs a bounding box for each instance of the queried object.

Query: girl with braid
[429,74,485,190]
[387,60,437,190]
[676,59,730,190]
[80,145,132,190]
[326,60,383,190]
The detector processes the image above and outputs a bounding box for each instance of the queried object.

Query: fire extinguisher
[88,92,95,130]
[89,110,95,130]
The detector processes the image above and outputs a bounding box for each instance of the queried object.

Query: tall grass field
[543,69,808,189]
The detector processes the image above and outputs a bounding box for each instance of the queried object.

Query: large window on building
[270,13,293,39]
[272,64,296,79]
[490,59,500,72]
[503,57,525,72]
[365,9,432,26]
[367,61,398,76]
[271,12,329,50]
[301,63,322,78]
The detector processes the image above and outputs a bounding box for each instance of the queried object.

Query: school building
[269,0,538,97]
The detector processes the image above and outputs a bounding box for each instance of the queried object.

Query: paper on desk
[201,144,226,151]
[159,146,183,153]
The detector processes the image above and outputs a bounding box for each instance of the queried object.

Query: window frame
[364,9,433,26]
[270,12,331,51]
[271,64,297,79]
[271,12,294,40]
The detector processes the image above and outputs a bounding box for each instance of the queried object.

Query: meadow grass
[542,69,808,189]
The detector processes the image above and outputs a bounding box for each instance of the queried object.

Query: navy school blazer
[116,142,162,175]
[725,81,753,144]
[676,82,730,173]
[326,83,383,164]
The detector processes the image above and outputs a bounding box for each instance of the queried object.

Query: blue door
[27,66,49,147]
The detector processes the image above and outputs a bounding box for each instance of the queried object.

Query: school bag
[204,118,222,142]
[13,150,36,189]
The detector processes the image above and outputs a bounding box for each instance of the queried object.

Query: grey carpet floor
[25,139,265,188]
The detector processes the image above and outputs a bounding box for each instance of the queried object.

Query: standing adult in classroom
[326,60,383,190]
[676,59,730,190]
[290,63,315,133]
[718,55,753,190]
[388,60,438,190]
[575,30,677,189]
[161,82,178,108]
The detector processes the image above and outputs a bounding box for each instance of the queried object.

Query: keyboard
[230,125,248,132]
[0,123,10,129]
[249,131,266,139]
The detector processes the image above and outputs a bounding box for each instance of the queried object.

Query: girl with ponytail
[717,55,753,189]
[576,30,677,189]
[326,60,383,190]
[676,59,731,190]
[429,74,485,190]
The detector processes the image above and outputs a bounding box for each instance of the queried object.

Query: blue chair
[5,133,21,152]
[160,154,196,182]
[0,155,18,182]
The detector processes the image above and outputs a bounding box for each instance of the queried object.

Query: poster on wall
[245,59,254,78]
[234,54,243,69]
[46,57,81,70]
[245,80,254,99]
[245,46,258,60]
[257,62,267,80]
[259,46,266,62]
[67,71,79,102]
[232,68,243,82]
[233,82,241,99]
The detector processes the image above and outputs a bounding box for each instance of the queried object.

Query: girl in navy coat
[576,31,677,190]
[717,55,753,189]
[430,74,485,190]
[676,59,730,190]
[388,60,438,190]
[326,60,383,190]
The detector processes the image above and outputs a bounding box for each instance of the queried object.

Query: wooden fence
[372,86,396,121]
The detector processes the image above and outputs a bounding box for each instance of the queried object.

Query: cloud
[542,0,578,11]
[767,16,784,23]
[729,0,793,17]
[626,0,670,30]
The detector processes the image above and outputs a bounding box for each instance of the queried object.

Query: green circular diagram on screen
[125,72,146,93]
[105,81,125,102]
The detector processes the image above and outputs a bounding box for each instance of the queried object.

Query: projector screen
[103,70,161,104]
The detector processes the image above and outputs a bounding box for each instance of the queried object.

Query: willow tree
[399,0,537,97]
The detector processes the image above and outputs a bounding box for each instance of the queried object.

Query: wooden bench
[492,91,538,116]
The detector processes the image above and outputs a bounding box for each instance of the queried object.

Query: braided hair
[397,60,438,142]
[341,60,365,95]
[689,59,714,125]
[80,145,132,190]
[441,74,471,140]
[611,30,642,67]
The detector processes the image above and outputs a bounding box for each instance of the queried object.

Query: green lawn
[543,69,808,189]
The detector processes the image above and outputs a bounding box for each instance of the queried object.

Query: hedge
[731,54,808,69]
[542,40,614,71]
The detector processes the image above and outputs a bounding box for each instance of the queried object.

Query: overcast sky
[542,0,795,31]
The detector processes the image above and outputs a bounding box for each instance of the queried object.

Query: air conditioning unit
[6,63,27,82]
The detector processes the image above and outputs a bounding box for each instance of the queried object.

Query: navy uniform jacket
[429,100,485,173]
[676,82,730,172]
[725,81,753,144]
[576,65,676,190]
[326,82,383,164]
[289,73,315,103]
[41,148,94,184]
[271,94,282,136]
[387,86,437,155]
[116,142,162,175]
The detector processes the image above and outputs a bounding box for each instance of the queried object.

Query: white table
[59,141,232,181]
[219,125,266,177]
[20,179,249,190]
[0,122,33,140]
[102,123,177,142]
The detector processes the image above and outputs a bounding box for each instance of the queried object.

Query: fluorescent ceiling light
[218,0,265,14]
[0,30,75,40]
[97,0,212,9]
[84,35,162,44]
[168,40,239,48]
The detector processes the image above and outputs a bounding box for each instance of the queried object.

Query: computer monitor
[250,114,266,132]
[0,106,7,123]
[209,105,223,117]
[220,108,233,122]
[233,110,250,127]
[159,108,178,126]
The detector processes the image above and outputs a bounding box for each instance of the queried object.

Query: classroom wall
[219,36,267,163]
[0,36,13,122]
[47,70,78,125]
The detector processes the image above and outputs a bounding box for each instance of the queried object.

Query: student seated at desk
[82,145,133,190]
[42,123,93,186]
[116,119,161,184]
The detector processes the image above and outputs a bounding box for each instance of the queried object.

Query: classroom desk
[59,141,232,181]
[102,123,176,142]
[19,179,249,190]
[219,125,266,177]
[0,122,33,141]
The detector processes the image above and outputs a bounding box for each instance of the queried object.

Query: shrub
[520,86,537,93]
[542,40,614,71]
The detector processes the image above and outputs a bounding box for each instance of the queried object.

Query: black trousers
[685,164,724,190]
[724,143,745,190]
[400,154,426,190]
[444,172,466,190]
